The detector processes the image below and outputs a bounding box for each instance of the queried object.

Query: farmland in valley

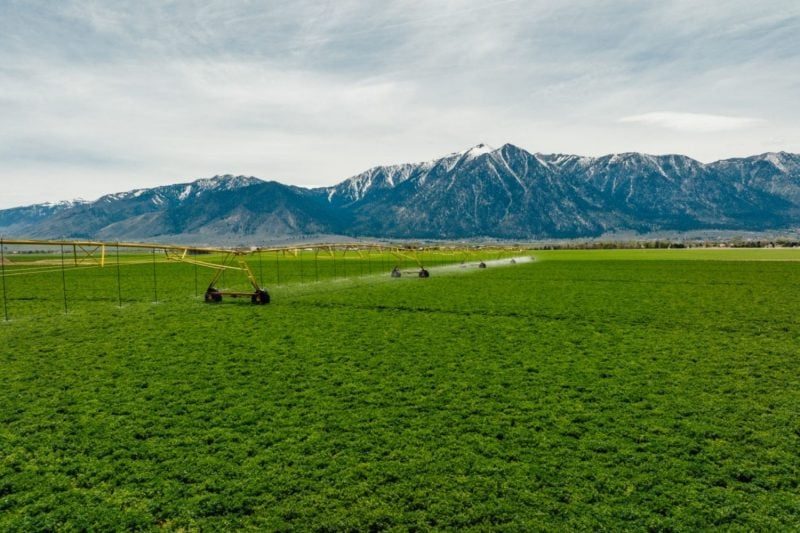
[1,248,799,530]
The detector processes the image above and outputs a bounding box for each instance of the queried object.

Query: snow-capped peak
[191,175,263,192]
[761,152,794,173]
[328,163,421,203]
[462,143,496,160]
[41,199,88,208]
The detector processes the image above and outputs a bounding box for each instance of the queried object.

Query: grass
[534,247,800,262]
[1,249,800,530]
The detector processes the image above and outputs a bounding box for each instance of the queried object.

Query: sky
[1,0,798,208]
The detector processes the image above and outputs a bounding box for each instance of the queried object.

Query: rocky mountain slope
[318,144,797,239]
[1,145,799,241]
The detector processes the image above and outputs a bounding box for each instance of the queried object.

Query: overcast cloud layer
[1,0,798,207]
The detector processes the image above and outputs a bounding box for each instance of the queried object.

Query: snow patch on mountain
[193,175,263,192]
[179,185,193,201]
[462,143,495,160]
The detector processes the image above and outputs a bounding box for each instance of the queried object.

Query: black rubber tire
[391,270,402,278]
[478,262,487,269]
[252,290,270,305]
[205,289,222,303]
[418,269,430,278]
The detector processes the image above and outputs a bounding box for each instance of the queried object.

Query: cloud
[0,1,798,207]
[619,112,763,132]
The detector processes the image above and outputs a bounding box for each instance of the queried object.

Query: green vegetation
[535,247,800,261]
[2,249,800,530]
[0,248,496,317]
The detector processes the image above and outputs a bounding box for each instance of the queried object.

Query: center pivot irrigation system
[0,238,525,316]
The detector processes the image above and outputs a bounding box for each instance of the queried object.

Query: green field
[2,249,800,530]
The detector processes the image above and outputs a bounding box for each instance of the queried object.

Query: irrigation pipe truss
[0,238,525,317]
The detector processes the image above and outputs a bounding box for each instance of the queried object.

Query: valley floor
[1,249,799,529]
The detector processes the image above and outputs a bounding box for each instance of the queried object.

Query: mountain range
[2,143,799,243]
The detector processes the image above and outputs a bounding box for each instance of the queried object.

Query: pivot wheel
[391,268,402,278]
[251,289,270,305]
[204,289,223,303]
[478,261,487,269]
[418,268,430,278]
